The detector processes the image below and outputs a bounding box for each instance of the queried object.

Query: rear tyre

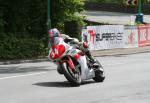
[93,60,105,82]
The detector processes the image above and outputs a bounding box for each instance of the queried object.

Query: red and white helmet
[49,28,61,46]
[49,28,60,38]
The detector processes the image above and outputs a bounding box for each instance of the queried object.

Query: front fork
[67,57,75,72]
[77,55,95,80]
[59,56,76,73]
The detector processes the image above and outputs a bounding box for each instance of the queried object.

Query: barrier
[86,25,124,50]
[124,26,138,48]
[81,25,150,50]
[138,25,150,47]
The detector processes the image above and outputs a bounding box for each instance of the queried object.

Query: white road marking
[0,72,47,80]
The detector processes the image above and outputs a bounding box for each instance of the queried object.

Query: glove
[83,42,89,48]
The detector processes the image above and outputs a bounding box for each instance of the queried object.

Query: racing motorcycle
[48,37,105,86]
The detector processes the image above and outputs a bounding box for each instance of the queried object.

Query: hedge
[0,35,47,60]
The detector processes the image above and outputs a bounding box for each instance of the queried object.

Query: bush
[64,16,85,41]
[86,0,123,4]
[51,0,85,35]
[0,35,47,60]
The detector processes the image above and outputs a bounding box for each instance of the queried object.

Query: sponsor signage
[87,25,124,50]
[124,26,138,48]
[138,25,150,47]
[81,25,150,50]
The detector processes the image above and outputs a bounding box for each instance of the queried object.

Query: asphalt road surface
[0,52,150,103]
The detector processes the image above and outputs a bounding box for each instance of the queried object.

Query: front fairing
[49,37,70,61]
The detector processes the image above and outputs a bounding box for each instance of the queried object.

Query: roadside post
[135,0,144,23]
[124,0,144,24]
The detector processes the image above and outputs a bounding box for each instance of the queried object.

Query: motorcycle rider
[48,28,95,80]
[48,28,97,65]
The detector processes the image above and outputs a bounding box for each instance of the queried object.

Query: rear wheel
[93,59,105,82]
[62,57,81,86]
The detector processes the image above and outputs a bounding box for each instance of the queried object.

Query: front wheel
[62,57,81,86]
[93,60,105,82]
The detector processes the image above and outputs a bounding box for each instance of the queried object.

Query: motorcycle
[48,37,105,86]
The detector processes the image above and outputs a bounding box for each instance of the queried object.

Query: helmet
[49,28,61,46]
[49,28,60,38]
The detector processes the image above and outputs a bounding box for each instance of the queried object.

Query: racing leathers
[60,34,96,63]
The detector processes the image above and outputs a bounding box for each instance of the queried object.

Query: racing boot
[85,50,99,68]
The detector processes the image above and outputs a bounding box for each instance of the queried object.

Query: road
[83,10,150,25]
[0,52,150,103]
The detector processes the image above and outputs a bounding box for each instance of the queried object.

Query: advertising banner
[81,25,150,51]
[138,25,150,47]
[124,26,138,48]
[87,25,124,50]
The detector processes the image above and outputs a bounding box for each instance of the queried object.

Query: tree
[0,0,85,37]
[50,0,85,40]
[0,0,85,59]
[51,0,85,31]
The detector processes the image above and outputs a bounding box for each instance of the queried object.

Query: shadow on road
[33,81,96,88]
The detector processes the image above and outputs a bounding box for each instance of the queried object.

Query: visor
[49,37,61,46]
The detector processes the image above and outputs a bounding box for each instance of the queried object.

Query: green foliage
[64,16,85,40]
[0,0,85,59]
[86,0,124,4]
[0,0,85,37]
[0,5,4,34]
[0,35,47,60]
[0,0,48,59]
[51,0,85,31]
[0,0,47,37]
[86,0,150,4]
[86,0,106,3]
[0,13,4,34]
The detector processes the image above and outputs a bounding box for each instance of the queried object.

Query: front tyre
[93,60,105,82]
[62,58,81,86]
